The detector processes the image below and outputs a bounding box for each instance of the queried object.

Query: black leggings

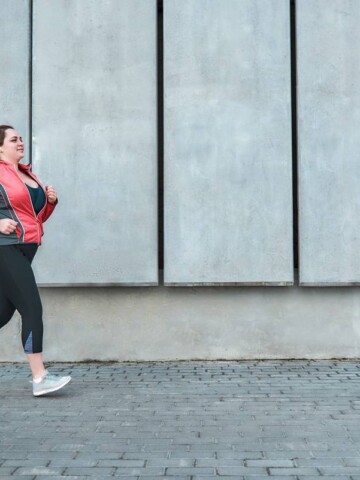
[0,244,43,354]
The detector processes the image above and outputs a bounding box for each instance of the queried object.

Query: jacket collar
[0,160,31,170]
[19,162,32,171]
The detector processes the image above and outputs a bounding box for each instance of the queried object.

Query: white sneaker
[32,369,71,397]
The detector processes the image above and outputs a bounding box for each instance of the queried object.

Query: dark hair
[0,125,14,147]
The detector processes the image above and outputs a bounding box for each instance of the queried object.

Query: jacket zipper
[13,165,47,244]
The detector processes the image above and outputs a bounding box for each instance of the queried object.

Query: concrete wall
[1,284,360,361]
[0,0,29,153]
[2,1,360,361]
[297,0,360,285]
[32,0,158,285]
[164,0,293,285]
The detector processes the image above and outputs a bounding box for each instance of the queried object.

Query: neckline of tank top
[25,183,39,190]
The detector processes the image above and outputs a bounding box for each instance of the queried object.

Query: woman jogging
[0,125,71,396]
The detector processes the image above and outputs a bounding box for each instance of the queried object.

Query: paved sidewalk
[0,360,360,479]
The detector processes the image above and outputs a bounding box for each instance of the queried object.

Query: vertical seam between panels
[290,0,299,285]
[157,0,164,283]
[29,0,33,168]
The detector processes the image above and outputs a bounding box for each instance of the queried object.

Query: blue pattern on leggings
[24,331,33,353]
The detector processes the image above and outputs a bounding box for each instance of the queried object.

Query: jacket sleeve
[41,198,58,223]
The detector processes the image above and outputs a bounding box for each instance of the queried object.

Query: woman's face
[0,129,24,164]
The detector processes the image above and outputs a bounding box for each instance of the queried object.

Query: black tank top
[26,184,46,215]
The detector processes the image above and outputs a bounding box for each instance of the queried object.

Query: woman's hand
[45,185,57,205]
[0,218,18,235]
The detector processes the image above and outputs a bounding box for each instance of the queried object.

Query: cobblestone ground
[0,361,360,479]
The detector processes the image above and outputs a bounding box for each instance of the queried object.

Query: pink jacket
[0,160,57,245]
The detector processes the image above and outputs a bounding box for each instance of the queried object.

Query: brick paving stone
[64,467,116,476]
[217,466,267,475]
[98,460,146,467]
[0,469,17,476]
[192,477,243,480]
[48,459,99,467]
[13,466,64,475]
[2,460,48,468]
[243,477,297,480]
[216,451,263,459]
[146,459,195,467]
[1,360,360,478]
[319,466,360,475]
[138,477,190,480]
[33,477,130,480]
[113,467,165,476]
[166,467,215,475]
[245,459,294,467]
[269,467,320,475]
[298,478,351,480]
[295,457,345,466]
[309,449,360,457]
[139,477,190,480]
[0,477,35,480]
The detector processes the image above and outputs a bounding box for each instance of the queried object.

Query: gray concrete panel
[297,1,360,285]
[0,0,29,153]
[164,0,293,285]
[2,285,360,361]
[32,0,158,285]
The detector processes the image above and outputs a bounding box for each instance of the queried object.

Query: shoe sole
[33,377,71,397]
